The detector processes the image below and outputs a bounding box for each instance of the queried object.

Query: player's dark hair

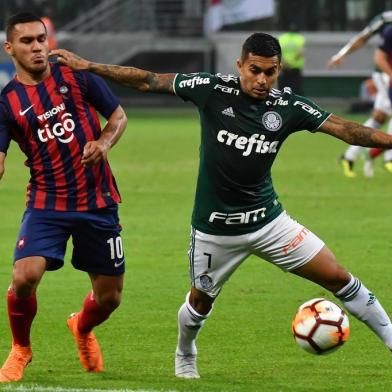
[5,12,46,41]
[241,33,281,62]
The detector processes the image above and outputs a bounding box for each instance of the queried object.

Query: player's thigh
[291,246,351,292]
[14,208,71,271]
[250,211,325,272]
[72,205,125,276]
[189,227,250,298]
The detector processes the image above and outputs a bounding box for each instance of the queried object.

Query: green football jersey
[174,72,331,235]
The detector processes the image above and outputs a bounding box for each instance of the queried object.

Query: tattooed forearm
[146,73,175,93]
[319,114,392,148]
[88,63,174,93]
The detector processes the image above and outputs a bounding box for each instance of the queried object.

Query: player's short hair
[5,12,47,41]
[241,33,281,62]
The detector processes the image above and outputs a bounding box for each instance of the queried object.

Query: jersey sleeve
[173,72,216,108]
[290,95,331,133]
[0,103,11,153]
[84,72,120,119]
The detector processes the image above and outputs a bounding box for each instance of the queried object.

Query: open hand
[49,49,90,71]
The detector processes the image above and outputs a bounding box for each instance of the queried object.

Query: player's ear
[236,58,242,73]
[4,41,13,56]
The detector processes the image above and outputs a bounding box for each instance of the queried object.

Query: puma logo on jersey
[217,130,279,156]
[221,107,235,117]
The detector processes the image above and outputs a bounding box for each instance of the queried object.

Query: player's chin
[29,62,48,74]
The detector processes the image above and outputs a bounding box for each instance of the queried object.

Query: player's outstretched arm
[318,114,392,148]
[0,152,5,180]
[81,105,127,167]
[326,30,371,69]
[50,49,176,94]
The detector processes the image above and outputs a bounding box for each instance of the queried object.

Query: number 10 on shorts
[107,236,124,259]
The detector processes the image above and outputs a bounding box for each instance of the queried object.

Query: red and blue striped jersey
[0,63,121,211]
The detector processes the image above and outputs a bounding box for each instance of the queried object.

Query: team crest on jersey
[200,274,213,290]
[262,111,282,131]
[57,83,70,97]
[16,236,26,249]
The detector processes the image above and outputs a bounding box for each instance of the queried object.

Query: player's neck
[15,65,51,85]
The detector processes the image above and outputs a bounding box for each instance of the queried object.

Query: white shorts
[373,72,391,115]
[188,211,325,297]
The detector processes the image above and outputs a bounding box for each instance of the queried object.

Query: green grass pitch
[0,107,392,392]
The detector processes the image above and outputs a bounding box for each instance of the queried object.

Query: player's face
[236,53,281,100]
[4,21,49,75]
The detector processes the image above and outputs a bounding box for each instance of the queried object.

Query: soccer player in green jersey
[52,33,392,379]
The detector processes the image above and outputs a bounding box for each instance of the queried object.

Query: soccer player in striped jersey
[0,13,127,382]
[53,33,392,379]
[327,11,392,177]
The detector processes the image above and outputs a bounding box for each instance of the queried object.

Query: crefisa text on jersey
[178,76,210,89]
[265,97,288,106]
[217,130,279,156]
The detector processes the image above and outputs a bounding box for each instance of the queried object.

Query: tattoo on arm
[88,63,174,93]
[319,114,392,148]
[146,73,175,93]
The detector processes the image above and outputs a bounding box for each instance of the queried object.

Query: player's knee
[11,271,40,297]
[325,266,351,293]
[95,290,122,311]
[189,288,215,315]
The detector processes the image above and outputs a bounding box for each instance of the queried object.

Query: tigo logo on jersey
[217,130,279,156]
[262,111,282,131]
[179,76,210,89]
[38,112,76,144]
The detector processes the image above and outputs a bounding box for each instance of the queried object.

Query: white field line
[0,385,180,392]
